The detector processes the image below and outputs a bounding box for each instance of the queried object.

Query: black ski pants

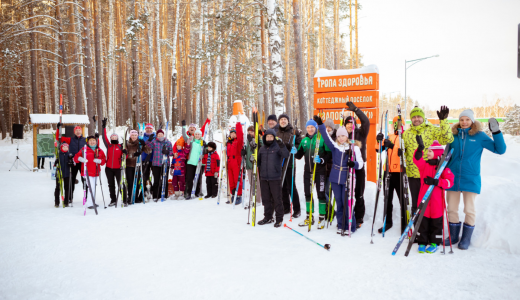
[282,164,300,214]
[261,179,284,223]
[54,177,70,206]
[206,176,218,197]
[70,163,85,200]
[124,167,135,204]
[152,165,169,199]
[105,167,121,204]
[416,216,443,245]
[409,177,421,213]
[303,170,327,215]
[383,172,407,233]
[353,166,366,224]
[185,164,203,197]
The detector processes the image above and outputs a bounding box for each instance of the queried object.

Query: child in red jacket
[74,136,107,209]
[202,142,220,198]
[413,136,454,253]
[170,138,189,199]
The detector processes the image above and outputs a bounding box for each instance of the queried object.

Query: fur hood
[452,120,482,136]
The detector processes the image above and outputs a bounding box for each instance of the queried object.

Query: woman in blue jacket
[446,110,506,249]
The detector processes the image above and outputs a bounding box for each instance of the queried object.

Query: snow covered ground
[1,132,519,300]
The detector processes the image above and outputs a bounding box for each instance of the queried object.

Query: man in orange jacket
[376,116,407,234]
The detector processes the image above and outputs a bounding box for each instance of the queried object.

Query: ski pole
[97,164,107,209]
[284,224,331,251]
[443,197,454,254]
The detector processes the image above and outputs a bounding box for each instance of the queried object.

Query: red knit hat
[74,126,82,132]
[429,140,444,159]
[60,143,69,152]
[145,123,154,129]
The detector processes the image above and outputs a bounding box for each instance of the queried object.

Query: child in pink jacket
[413,136,454,253]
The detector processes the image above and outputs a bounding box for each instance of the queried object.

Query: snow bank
[314,64,379,78]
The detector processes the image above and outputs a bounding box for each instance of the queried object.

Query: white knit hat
[459,109,475,123]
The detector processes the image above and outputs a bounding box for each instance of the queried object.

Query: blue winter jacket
[141,132,155,163]
[318,124,363,184]
[447,121,506,194]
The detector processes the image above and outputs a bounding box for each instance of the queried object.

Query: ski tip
[324,244,331,251]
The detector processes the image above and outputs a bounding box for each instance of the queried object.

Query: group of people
[52,101,507,252]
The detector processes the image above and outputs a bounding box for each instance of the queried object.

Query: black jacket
[54,151,73,178]
[69,135,87,156]
[273,123,302,168]
[257,129,290,181]
[351,109,370,162]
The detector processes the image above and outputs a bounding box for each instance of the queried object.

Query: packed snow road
[1,136,519,299]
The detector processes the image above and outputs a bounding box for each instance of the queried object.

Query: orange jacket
[376,133,402,173]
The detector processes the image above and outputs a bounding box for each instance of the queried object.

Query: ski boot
[418,244,426,253]
[204,194,211,199]
[317,215,326,230]
[258,218,274,225]
[274,221,283,228]
[226,195,235,204]
[108,201,117,207]
[298,215,314,227]
[378,223,393,234]
[426,244,438,253]
[292,211,301,219]
[124,202,128,207]
[235,196,242,205]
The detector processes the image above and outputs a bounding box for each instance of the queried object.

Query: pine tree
[503,104,520,136]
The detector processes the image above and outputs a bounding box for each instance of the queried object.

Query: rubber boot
[235,196,242,205]
[444,222,461,245]
[458,223,475,250]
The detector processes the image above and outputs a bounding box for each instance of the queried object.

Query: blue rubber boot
[444,222,461,245]
[458,223,475,250]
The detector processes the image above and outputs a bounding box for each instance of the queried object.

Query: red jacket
[203,151,220,176]
[226,122,244,167]
[74,146,107,177]
[102,127,123,169]
[413,149,454,219]
[55,130,71,145]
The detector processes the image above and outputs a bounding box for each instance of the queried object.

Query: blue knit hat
[306,119,318,132]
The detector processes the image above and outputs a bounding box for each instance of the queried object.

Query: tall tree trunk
[267,0,284,115]
[260,11,269,121]
[93,0,104,131]
[82,0,96,133]
[56,0,74,113]
[194,0,204,125]
[155,1,166,125]
[292,0,307,123]
[108,0,116,128]
[29,6,39,114]
[71,0,84,114]
[204,0,213,140]
[284,0,291,120]
[170,0,180,131]
[333,0,339,69]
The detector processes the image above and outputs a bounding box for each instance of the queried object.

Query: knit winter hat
[194,129,202,136]
[267,114,277,122]
[344,116,354,124]
[157,129,165,136]
[229,127,237,134]
[278,113,290,123]
[176,138,185,147]
[410,106,425,119]
[207,142,217,150]
[459,109,475,123]
[130,130,138,136]
[429,140,444,159]
[336,127,349,137]
[110,133,119,140]
[306,119,318,132]
[145,123,154,129]
[189,123,198,129]
[86,136,97,143]
[324,118,336,129]
[74,126,82,132]
[60,143,69,152]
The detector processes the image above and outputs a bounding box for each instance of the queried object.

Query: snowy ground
[1,133,519,300]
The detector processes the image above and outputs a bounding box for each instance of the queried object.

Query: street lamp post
[404,55,439,123]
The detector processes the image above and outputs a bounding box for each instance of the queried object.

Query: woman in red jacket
[413,136,454,254]
[225,122,244,205]
[74,136,106,209]
[101,118,126,206]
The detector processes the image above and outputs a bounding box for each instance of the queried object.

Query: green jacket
[403,119,454,178]
[295,133,331,174]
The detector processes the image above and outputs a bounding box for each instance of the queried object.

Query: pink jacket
[413,149,454,219]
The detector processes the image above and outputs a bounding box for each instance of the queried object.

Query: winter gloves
[436,106,450,120]
[383,139,394,149]
[122,149,128,155]
[275,137,284,147]
[102,118,107,128]
[423,176,439,186]
[147,134,155,141]
[376,133,384,142]
[94,158,102,164]
[313,115,323,126]
[134,150,141,157]
[415,135,425,160]
[314,155,321,163]
[346,101,358,112]
[78,156,87,163]
[162,146,170,155]
[488,117,500,134]
[182,120,186,126]
[214,173,218,179]
[291,147,297,154]
[249,139,257,149]
[347,161,356,168]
